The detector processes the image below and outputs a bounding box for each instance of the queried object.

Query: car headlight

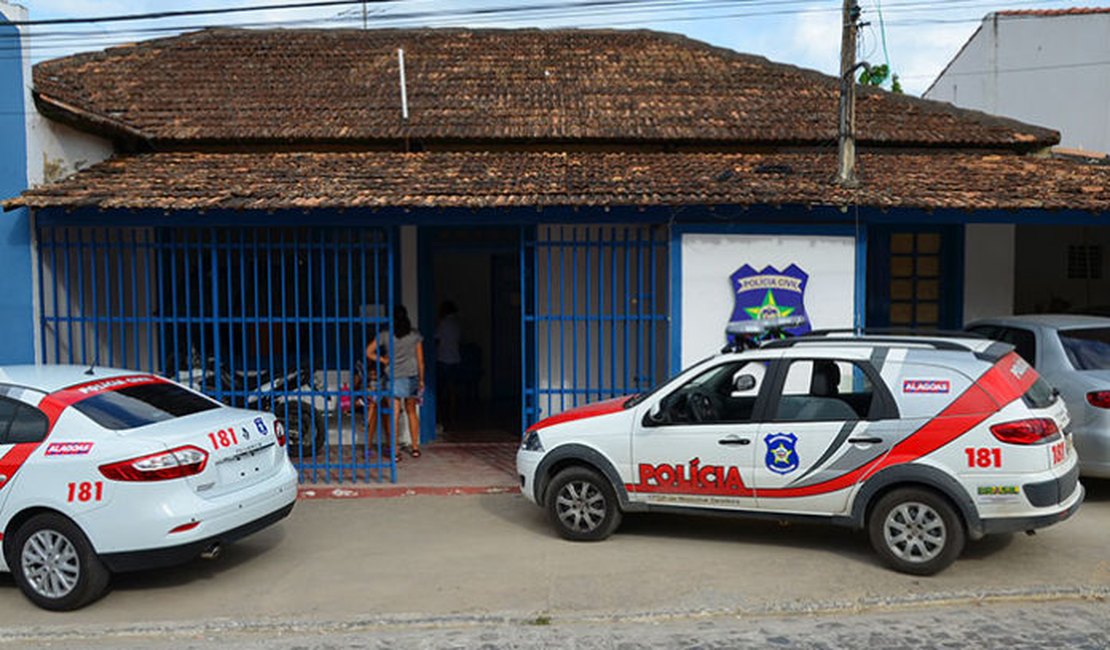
[521,430,544,452]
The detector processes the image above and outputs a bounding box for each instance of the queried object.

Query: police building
[3,22,1109,483]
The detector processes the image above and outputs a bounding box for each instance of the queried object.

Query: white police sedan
[0,366,298,610]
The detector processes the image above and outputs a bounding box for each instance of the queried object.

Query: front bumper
[981,483,1084,535]
[516,448,542,505]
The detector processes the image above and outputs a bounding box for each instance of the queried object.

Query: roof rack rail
[803,328,986,339]
[761,335,975,352]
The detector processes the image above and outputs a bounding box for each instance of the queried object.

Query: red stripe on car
[760,352,1038,499]
[527,396,628,431]
[0,443,42,490]
[39,374,168,430]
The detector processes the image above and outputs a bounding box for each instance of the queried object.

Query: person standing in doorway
[436,300,462,433]
[366,305,425,458]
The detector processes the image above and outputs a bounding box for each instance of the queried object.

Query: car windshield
[72,383,220,430]
[1058,328,1110,371]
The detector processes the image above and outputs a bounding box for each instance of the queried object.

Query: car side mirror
[644,402,666,426]
[733,374,757,392]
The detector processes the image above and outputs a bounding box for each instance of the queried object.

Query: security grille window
[1067,244,1103,280]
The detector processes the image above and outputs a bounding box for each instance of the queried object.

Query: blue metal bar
[572,227,581,408]
[584,227,590,406]
[86,229,97,366]
[209,228,222,401]
[44,228,56,363]
[63,228,73,364]
[250,230,260,406]
[387,227,396,484]
[557,227,565,414]
[623,227,631,395]
[128,230,139,370]
[649,226,659,389]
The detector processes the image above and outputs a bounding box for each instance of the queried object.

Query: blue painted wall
[0,13,36,364]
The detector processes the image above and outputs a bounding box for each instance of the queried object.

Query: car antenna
[85,347,101,375]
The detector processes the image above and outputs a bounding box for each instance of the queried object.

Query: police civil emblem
[728,264,812,337]
[764,432,800,475]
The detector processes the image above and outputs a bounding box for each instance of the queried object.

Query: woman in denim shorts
[366,305,425,458]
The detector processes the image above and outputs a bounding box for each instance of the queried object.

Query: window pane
[891,280,913,300]
[8,405,48,444]
[891,256,914,278]
[1058,328,1110,370]
[891,234,914,254]
[916,233,941,254]
[72,383,220,430]
[916,256,939,278]
[775,360,873,421]
[0,398,17,442]
[658,360,769,425]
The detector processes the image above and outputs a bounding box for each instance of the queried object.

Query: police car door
[629,359,773,511]
[754,356,897,515]
[0,392,50,515]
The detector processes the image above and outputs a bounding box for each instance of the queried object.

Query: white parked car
[518,333,1082,575]
[0,366,298,610]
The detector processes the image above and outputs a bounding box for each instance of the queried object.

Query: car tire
[545,466,622,541]
[868,488,965,576]
[9,513,110,611]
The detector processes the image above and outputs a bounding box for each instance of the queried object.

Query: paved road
[0,480,1107,646]
[3,601,1107,649]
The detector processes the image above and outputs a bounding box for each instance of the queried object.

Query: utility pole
[837,0,862,187]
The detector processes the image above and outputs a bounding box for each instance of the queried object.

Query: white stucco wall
[925,12,1110,153]
[680,233,856,368]
[962,224,1015,323]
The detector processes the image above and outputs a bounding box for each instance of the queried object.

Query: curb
[2,585,1106,643]
[297,485,520,499]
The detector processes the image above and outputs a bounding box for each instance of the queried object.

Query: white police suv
[518,331,1083,575]
[0,366,298,610]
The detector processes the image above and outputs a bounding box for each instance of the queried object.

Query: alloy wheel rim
[555,480,606,532]
[883,501,946,563]
[21,529,80,599]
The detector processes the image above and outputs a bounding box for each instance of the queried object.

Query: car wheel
[868,488,965,576]
[9,513,110,611]
[545,467,622,541]
[285,403,328,459]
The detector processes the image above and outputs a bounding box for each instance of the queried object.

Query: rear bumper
[101,501,294,572]
[980,483,1084,536]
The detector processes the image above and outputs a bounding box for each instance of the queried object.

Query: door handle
[718,437,751,446]
[848,437,883,444]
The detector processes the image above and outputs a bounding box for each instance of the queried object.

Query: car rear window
[1022,376,1057,409]
[71,383,220,430]
[1058,328,1110,371]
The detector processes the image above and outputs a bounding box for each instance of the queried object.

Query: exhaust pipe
[200,542,222,560]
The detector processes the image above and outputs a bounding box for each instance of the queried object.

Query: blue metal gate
[521,224,670,429]
[36,225,397,483]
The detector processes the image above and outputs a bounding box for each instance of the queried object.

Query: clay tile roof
[32,28,1059,149]
[7,151,1108,212]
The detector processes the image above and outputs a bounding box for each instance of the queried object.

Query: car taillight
[990,418,1059,445]
[99,445,209,481]
[274,419,286,447]
[1087,391,1110,409]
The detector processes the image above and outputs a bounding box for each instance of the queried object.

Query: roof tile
[9,150,1109,212]
[33,28,1059,149]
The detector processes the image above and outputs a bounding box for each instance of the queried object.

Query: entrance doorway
[422,227,522,442]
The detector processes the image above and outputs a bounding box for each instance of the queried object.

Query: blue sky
[15,0,1108,95]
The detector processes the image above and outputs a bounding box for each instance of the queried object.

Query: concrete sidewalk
[295,441,520,498]
[1,481,1109,642]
